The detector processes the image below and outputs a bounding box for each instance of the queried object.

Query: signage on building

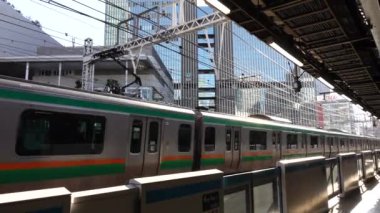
[317,92,344,102]
[316,103,324,128]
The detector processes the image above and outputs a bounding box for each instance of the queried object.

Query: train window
[226,129,232,151]
[249,130,267,150]
[17,110,105,155]
[178,124,191,152]
[286,134,298,149]
[130,120,143,153]
[359,140,363,149]
[147,121,159,153]
[204,127,215,152]
[340,139,345,148]
[310,136,318,148]
[234,131,240,150]
[350,139,355,147]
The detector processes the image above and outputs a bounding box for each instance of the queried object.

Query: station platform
[329,176,380,213]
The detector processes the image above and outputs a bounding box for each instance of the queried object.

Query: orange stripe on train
[201,154,224,159]
[162,155,192,161]
[242,151,272,156]
[0,158,125,171]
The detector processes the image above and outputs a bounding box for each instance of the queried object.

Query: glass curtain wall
[231,23,317,126]
[104,0,319,127]
[104,0,128,46]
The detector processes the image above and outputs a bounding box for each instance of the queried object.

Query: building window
[130,120,143,153]
[16,110,105,155]
[204,127,215,151]
[178,124,191,152]
[286,134,298,149]
[249,130,267,150]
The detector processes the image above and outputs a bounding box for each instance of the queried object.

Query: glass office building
[104,0,128,46]
[104,0,318,127]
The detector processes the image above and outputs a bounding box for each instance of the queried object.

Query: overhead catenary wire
[1,0,320,120]
[0,12,86,43]
[43,0,302,100]
[37,0,323,117]
[29,0,350,125]
[29,0,100,29]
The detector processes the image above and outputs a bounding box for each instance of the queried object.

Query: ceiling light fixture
[317,77,335,89]
[204,0,231,15]
[269,42,304,67]
[341,95,352,102]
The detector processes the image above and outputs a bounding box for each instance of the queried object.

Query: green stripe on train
[160,160,192,170]
[0,164,124,184]
[201,158,225,166]
[0,88,193,121]
[242,155,273,162]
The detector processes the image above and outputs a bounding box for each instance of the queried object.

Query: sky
[6,0,209,47]
[7,0,107,47]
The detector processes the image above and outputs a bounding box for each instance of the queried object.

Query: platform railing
[325,157,340,197]
[357,153,363,180]
[2,152,380,213]
[223,168,279,213]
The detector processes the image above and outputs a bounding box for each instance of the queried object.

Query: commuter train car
[0,77,378,193]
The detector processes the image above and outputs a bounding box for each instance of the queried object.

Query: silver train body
[0,77,378,193]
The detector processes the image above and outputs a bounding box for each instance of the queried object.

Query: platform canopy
[215,0,380,117]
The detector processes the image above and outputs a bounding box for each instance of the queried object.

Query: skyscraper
[104,0,319,127]
[104,0,128,46]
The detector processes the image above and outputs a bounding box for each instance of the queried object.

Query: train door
[272,131,281,163]
[231,127,241,170]
[128,116,147,176]
[128,116,162,177]
[142,118,162,176]
[320,136,325,156]
[301,133,307,156]
[224,127,233,170]
[326,137,333,158]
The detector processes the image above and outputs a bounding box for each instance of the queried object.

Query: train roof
[0,77,195,121]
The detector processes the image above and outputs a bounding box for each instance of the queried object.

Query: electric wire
[9,0,354,125]
[37,0,326,118]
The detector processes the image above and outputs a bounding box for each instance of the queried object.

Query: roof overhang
[218,0,380,116]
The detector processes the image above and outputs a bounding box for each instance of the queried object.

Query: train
[0,76,379,193]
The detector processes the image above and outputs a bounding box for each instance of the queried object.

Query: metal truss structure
[82,12,227,90]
